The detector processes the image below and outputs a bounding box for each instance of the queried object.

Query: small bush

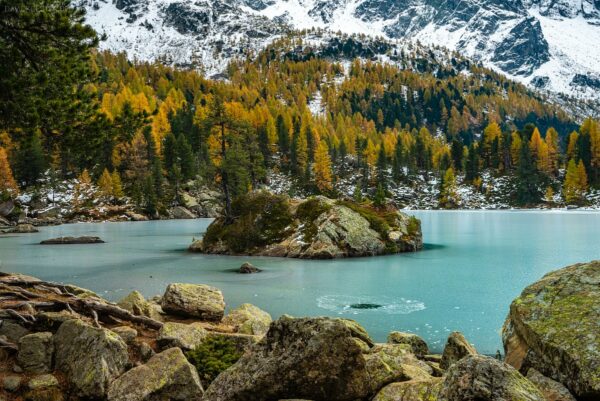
[296,197,332,242]
[186,336,242,386]
[407,216,420,236]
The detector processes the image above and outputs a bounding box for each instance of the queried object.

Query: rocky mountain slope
[79,0,600,110]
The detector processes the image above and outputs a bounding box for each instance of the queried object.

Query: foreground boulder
[373,378,442,401]
[17,332,53,373]
[107,347,203,401]
[157,322,207,350]
[222,303,272,335]
[526,368,576,401]
[387,331,429,358]
[40,236,104,244]
[439,331,477,369]
[161,283,225,321]
[54,319,129,398]
[117,290,163,321]
[194,192,422,259]
[203,316,429,401]
[440,355,544,401]
[503,260,600,399]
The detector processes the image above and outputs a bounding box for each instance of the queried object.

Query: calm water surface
[1,211,598,354]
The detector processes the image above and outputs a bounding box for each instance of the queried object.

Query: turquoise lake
[1,211,599,354]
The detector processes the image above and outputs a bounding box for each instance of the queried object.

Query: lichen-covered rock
[107,347,203,401]
[439,355,544,401]
[526,368,576,401]
[161,283,225,321]
[17,332,53,373]
[25,374,63,401]
[364,343,434,393]
[387,331,429,358]
[239,262,261,274]
[53,319,129,398]
[199,192,422,259]
[0,320,30,342]
[502,261,600,399]
[222,303,272,335]
[439,331,477,369]
[372,378,442,401]
[203,316,420,401]
[157,322,207,350]
[112,326,138,344]
[117,290,163,321]
[34,311,79,332]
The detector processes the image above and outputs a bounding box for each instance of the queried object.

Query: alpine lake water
[1,210,599,354]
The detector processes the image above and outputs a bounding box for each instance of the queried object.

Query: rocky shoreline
[0,260,597,400]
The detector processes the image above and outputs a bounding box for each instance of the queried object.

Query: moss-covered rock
[222,303,272,335]
[526,368,576,401]
[17,332,53,373]
[157,322,207,351]
[439,331,477,370]
[108,347,203,401]
[53,319,129,398]
[387,331,429,358]
[502,260,600,399]
[196,192,422,259]
[439,355,544,401]
[161,283,225,321]
[117,290,163,321]
[203,316,432,401]
[373,379,442,401]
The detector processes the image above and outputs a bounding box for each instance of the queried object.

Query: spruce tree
[16,130,46,186]
[516,138,541,205]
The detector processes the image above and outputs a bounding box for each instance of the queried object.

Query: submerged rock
[239,262,262,274]
[107,347,203,401]
[503,260,600,399]
[387,331,429,358]
[222,303,272,335]
[161,283,225,321]
[196,192,422,259]
[53,319,129,398]
[439,355,544,401]
[439,331,477,369]
[40,236,104,244]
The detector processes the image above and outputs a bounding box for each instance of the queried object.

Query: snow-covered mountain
[81,0,600,104]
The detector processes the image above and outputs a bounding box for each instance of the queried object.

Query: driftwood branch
[0,337,18,352]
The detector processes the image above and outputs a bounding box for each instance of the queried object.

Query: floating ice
[317,294,425,315]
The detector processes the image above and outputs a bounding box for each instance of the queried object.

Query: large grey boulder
[503,261,600,400]
[203,316,430,401]
[107,347,203,401]
[222,303,272,335]
[17,332,53,373]
[439,331,477,369]
[387,331,429,358]
[439,355,544,401]
[170,206,197,219]
[157,322,207,350]
[54,319,129,398]
[161,283,225,321]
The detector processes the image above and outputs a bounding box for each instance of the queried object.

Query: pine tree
[353,184,363,203]
[97,168,113,199]
[376,144,388,188]
[465,143,480,183]
[313,141,333,193]
[439,168,459,209]
[16,130,46,186]
[111,170,124,198]
[373,183,386,207]
[392,136,405,181]
[176,134,196,181]
[0,146,18,198]
[564,159,588,205]
[516,138,541,205]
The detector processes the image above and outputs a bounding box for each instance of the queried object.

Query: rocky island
[189,192,423,259]
[0,260,597,401]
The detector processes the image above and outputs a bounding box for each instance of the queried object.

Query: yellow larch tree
[0,146,18,197]
[313,141,333,192]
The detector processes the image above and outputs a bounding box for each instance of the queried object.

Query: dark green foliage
[376,145,388,187]
[186,336,242,387]
[451,138,463,171]
[296,197,332,242]
[373,183,386,207]
[15,130,46,186]
[407,216,420,237]
[0,0,99,165]
[176,134,196,181]
[465,143,480,182]
[515,136,542,205]
[203,191,293,253]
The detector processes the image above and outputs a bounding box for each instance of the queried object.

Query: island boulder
[193,192,422,259]
[503,260,600,400]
